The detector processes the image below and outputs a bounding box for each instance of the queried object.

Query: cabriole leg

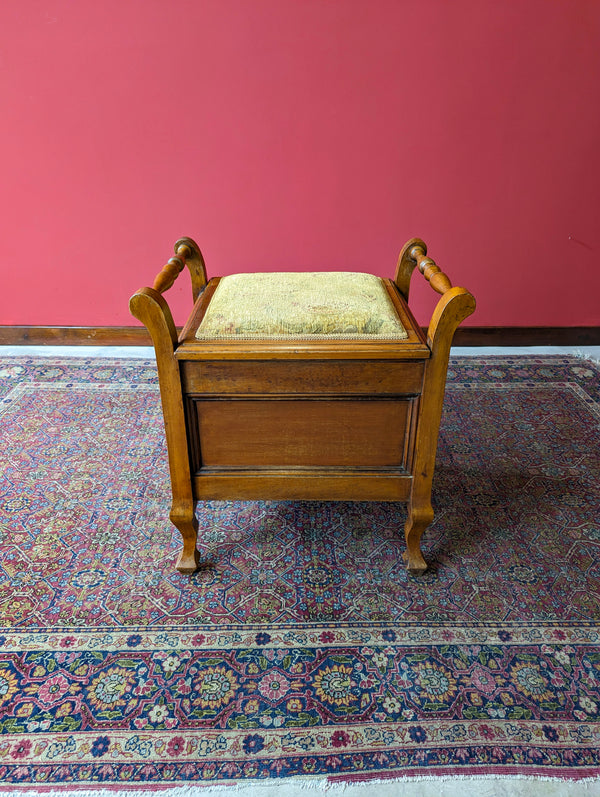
[129,241,208,577]
[403,500,431,574]
[171,500,200,574]
[394,240,476,576]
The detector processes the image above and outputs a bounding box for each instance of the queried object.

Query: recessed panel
[193,398,413,469]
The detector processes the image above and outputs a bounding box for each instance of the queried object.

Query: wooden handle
[146,237,207,303]
[394,236,476,349]
[152,245,191,294]
[409,243,452,295]
[394,238,454,299]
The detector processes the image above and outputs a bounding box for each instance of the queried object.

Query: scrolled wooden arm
[399,244,475,575]
[130,236,208,357]
[129,287,178,349]
[128,285,198,574]
[150,236,208,304]
[394,237,475,353]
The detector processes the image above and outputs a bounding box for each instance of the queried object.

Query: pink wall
[2,0,599,328]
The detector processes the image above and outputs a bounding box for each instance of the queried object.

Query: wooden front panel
[193,471,413,502]
[192,398,414,469]
[182,359,425,396]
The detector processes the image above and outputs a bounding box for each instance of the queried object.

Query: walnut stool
[130,237,475,575]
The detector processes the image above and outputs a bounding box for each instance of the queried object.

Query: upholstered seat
[195,272,408,340]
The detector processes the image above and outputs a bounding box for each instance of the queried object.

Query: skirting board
[0,326,599,347]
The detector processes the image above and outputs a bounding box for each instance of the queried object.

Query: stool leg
[403,500,431,574]
[171,500,200,574]
[399,284,475,575]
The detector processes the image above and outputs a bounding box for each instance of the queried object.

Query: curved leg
[171,500,200,574]
[393,243,475,576]
[403,501,432,574]
[130,289,202,576]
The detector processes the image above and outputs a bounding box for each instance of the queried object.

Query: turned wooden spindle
[152,244,192,295]
[409,244,452,295]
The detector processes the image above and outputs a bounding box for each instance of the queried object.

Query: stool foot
[176,546,201,575]
[402,548,428,575]
[171,501,200,575]
[403,504,432,575]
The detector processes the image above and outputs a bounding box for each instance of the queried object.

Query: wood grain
[192,398,414,469]
[181,360,425,395]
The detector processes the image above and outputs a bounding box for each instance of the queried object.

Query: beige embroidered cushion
[195,272,407,340]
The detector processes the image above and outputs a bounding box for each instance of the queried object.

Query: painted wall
[2,0,599,328]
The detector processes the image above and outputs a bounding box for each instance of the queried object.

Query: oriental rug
[0,355,599,792]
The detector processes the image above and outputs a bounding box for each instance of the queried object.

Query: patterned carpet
[0,355,599,789]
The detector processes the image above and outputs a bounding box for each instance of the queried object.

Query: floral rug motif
[0,355,599,787]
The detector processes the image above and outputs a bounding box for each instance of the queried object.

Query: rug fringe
[1,775,600,797]
[572,349,600,365]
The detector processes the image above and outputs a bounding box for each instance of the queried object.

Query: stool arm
[426,285,476,353]
[128,285,199,573]
[151,236,207,304]
[129,287,178,350]
[127,237,208,566]
[400,251,475,575]
[395,238,454,300]
[394,238,475,347]
[129,237,206,350]
[394,238,427,301]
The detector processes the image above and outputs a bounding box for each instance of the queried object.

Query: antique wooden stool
[130,237,475,575]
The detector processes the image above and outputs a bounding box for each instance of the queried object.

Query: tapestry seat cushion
[195,272,408,340]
